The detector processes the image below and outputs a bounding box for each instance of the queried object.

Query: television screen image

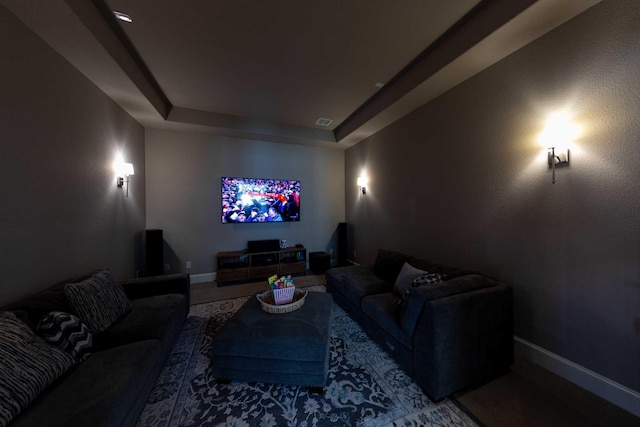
[221,177,300,223]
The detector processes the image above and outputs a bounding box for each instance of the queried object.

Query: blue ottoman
[212,291,333,388]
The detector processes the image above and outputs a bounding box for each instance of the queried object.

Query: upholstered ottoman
[212,291,333,388]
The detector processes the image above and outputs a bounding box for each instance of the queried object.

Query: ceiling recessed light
[315,118,333,127]
[113,11,133,23]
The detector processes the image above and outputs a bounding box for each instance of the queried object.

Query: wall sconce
[548,147,569,184]
[115,162,134,197]
[538,113,578,184]
[357,175,368,195]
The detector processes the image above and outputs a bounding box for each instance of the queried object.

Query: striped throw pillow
[0,311,75,426]
[64,270,132,334]
[37,312,93,362]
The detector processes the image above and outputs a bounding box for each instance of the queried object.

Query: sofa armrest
[400,274,494,334]
[120,273,190,307]
[412,282,513,401]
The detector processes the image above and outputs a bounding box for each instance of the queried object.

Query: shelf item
[216,246,307,286]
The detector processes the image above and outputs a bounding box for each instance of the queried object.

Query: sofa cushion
[65,270,133,334]
[373,249,411,285]
[9,340,162,427]
[0,311,75,426]
[325,265,391,308]
[93,294,187,353]
[393,262,429,297]
[361,293,412,349]
[36,312,93,363]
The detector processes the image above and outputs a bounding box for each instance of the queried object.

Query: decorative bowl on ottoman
[257,289,307,313]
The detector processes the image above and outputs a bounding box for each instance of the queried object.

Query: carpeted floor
[136,286,477,427]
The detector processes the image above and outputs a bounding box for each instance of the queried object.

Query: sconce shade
[114,161,134,176]
[538,114,579,149]
[123,163,134,176]
[115,160,134,196]
[357,175,368,195]
[539,113,577,184]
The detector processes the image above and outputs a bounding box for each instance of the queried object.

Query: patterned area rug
[136,286,478,427]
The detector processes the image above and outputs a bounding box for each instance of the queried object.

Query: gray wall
[0,5,145,305]
[145,128,344,275]
[345,0,640,393]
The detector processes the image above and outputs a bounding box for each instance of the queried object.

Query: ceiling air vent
[315,118,333,127]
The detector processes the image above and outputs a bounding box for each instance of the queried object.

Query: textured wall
[145,128,345,275]
[345,0,640,392]
[0,5,145,305]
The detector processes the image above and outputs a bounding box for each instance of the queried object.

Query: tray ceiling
[1,0,601,147]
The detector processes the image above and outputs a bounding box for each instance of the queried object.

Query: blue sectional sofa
[1,272,189,427]
[325,249,513,401]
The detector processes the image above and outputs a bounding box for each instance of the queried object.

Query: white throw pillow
[64,270,132,334]
[0,311,75,426]
[393,262,428,296]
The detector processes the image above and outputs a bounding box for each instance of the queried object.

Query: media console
[216,246,307,286]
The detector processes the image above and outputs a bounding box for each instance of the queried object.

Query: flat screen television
[221,177,300,223]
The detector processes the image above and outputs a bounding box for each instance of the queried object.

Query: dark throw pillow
[0,311,75,426]
[37,311,93,363]
[393,262,429,297]
[65,270,132,334]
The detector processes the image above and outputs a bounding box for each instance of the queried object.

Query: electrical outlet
[186,261,192,269]
[164,263,170,273]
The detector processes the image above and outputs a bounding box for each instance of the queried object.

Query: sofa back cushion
[0,311,75,426]
[65,270,132,334]
[4,285,76,331]
[408,256,472,280]
[373,249,411,285]
[373,249,473,287]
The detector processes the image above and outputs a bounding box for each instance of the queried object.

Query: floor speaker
[337,222,351,267]
[146,229,164,276]
[309,252,331,274]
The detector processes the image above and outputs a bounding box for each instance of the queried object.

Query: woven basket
[257,289,308,314]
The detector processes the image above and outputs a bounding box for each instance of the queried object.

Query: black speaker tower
[146,229,164,276]
[337,222,351,267]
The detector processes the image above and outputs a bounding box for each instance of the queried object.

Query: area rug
[135,286,477,427]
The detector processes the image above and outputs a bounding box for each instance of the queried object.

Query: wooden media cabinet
[216,246,307,286]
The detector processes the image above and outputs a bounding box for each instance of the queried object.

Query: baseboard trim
[514,336,640,417]
[190,272,216,284]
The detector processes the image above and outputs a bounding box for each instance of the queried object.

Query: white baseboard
[514,336,640,417]
[190,272,216,284]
